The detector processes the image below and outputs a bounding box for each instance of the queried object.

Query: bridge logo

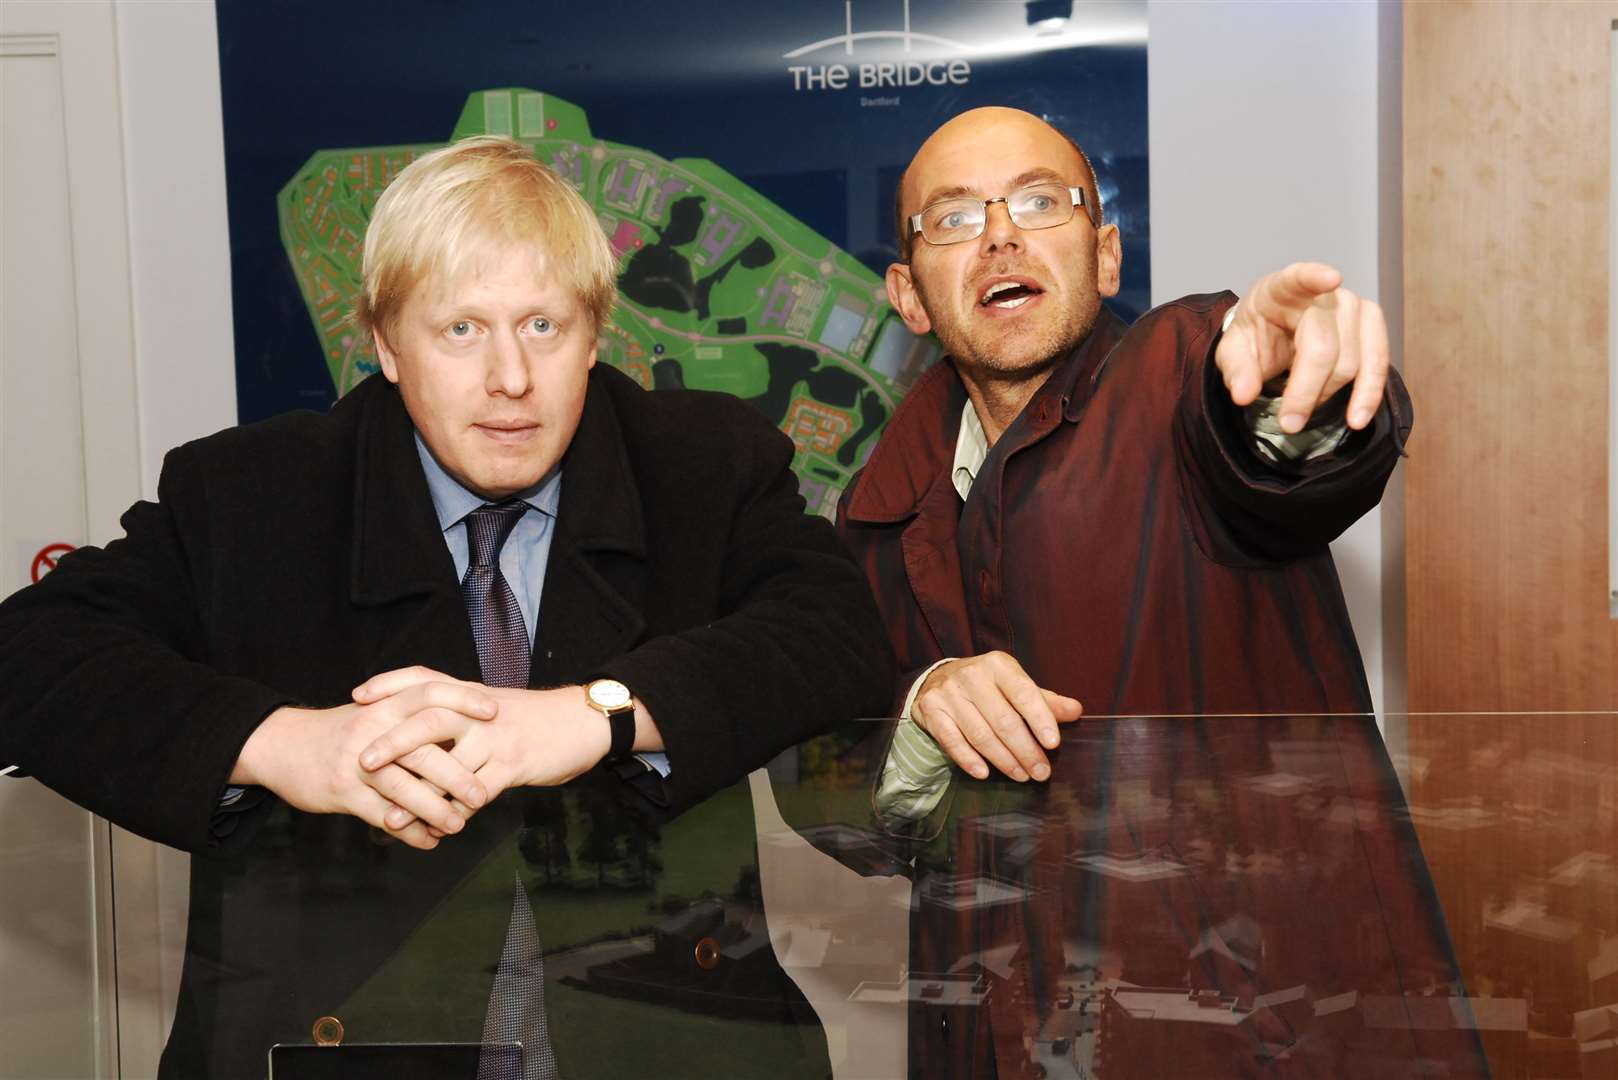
[783,1,973,94]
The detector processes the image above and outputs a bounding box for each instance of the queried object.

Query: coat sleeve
[1171,297,1414,564]
[593,409,897,817]
[0,445,293,853]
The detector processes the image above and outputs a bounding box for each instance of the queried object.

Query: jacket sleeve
[593,409,897,817]
[1172,298,1414,564]
[0,446,292,853]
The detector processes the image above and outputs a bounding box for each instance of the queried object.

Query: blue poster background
[216,0,1148,424]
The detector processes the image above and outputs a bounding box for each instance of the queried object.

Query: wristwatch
[584,678,636,763]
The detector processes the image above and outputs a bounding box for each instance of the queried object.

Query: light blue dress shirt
[414,434,670,777]
[415,433,560,636]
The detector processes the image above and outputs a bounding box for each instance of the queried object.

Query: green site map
[278,88,940,518]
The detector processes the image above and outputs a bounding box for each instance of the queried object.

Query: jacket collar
[349,376,462,606]
[843,356,968,525]
[552,369,647,560]
[1058,305,1128,422]
[844,306,1129,523]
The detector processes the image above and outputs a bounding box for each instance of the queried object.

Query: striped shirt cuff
[873,660,956,824]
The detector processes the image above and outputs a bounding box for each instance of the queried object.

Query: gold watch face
[587,679,632,710]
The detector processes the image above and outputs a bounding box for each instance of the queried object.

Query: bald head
[895,107,1102,260]
[881,105,1123,401]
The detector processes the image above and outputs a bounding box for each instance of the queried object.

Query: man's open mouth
[978,280,1044,309]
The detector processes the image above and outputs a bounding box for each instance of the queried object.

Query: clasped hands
[231,667,609,850]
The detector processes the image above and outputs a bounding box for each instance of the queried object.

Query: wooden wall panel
[1405,6,1618,1068]
[1405,0,1618,712]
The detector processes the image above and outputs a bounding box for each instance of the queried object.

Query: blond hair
[355,135,617,346]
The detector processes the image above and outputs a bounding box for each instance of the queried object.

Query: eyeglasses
[908,183,1090,247]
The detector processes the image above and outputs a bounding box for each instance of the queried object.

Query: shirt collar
[951,401,987,501]
[413,432,561,533]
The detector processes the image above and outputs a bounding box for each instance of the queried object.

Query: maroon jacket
[833,296,1488,1078]
[839,293,1401,718]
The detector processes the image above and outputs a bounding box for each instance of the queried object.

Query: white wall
[115,0,237,495]
[1147,0,1399,717]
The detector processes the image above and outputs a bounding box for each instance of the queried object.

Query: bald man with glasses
[823,108,1486,1078]
[852,106,1395,810]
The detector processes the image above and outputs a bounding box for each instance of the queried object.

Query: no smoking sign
[29,542,76,583]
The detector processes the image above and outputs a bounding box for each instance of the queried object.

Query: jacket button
[694,937,721,970]
[312,1015,344,1046]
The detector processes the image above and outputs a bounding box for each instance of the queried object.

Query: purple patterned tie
[462,501,532,691]
[462,502,558,1080]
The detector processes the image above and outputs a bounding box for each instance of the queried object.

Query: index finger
[359,705,474,771]
[397,680,498,723]
[353,665,470,703]
[1247,262,1343,328]
[995,666,1061,751]
[394,740,488,813]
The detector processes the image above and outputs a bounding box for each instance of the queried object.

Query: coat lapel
[532,371,649,685]
[845,359,975,661]
[900,470,973,659]
[346,376,483,682]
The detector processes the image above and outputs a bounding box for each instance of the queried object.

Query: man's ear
[1095,223,1123,299]
[886,262,934,335]
[373,328,401,384]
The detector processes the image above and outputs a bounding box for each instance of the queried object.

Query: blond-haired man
[0,136,890,1077]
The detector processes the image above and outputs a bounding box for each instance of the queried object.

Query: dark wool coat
[0,366,894,1078]
[833,295,1490,1078]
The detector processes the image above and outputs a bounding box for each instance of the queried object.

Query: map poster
[216,0,1148,515]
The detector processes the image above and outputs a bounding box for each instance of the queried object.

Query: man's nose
[486,329,532,397]
[978,199,1022,254]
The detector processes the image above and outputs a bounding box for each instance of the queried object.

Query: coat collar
[842,357,968,525]
[844,306,1129,524]
[349,376,461,607]
[1058,306,1128,422]
[552,367,648,560]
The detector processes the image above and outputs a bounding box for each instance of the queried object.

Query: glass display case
[5,712,1612,1078]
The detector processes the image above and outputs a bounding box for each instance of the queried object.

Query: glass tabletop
[4,712,1614,1079]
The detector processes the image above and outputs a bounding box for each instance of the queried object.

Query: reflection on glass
[9,714,1616,1079]
[782,715,1492,1078]
[1401,715,1618,1080]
